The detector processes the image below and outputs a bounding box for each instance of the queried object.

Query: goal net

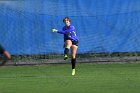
[0,0,140,65]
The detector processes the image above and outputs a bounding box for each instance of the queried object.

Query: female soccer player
[0,44,11,66]
[52,17,79,75]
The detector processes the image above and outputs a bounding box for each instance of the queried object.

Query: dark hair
[63,17,71,23]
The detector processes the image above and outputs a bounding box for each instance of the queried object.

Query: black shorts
[64,39,79,46]
[72,40,78,46]
[0,45,5,54]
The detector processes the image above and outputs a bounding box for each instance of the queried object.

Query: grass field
[0,63,140,93]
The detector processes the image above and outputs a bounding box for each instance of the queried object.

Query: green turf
[0,63,140,93]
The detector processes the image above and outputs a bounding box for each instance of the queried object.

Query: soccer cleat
[72,69,75,76]
[64,54,68,60]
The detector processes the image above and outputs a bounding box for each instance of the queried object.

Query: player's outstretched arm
[57,26,75,34]
[51,26,75,34]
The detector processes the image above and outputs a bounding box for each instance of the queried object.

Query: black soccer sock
[64,48,69,55]
[71,58,76,69]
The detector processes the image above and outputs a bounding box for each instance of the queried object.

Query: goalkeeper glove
[52,29,58,32]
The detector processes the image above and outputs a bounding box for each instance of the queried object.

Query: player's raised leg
[64,40,72,60]
[71,44,78,75]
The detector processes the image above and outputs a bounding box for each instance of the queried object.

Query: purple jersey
[57,25,79,42]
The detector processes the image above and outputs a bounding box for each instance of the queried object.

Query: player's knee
[65,43,71,48]
[65,41,72,47]
[71,55,76,59]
